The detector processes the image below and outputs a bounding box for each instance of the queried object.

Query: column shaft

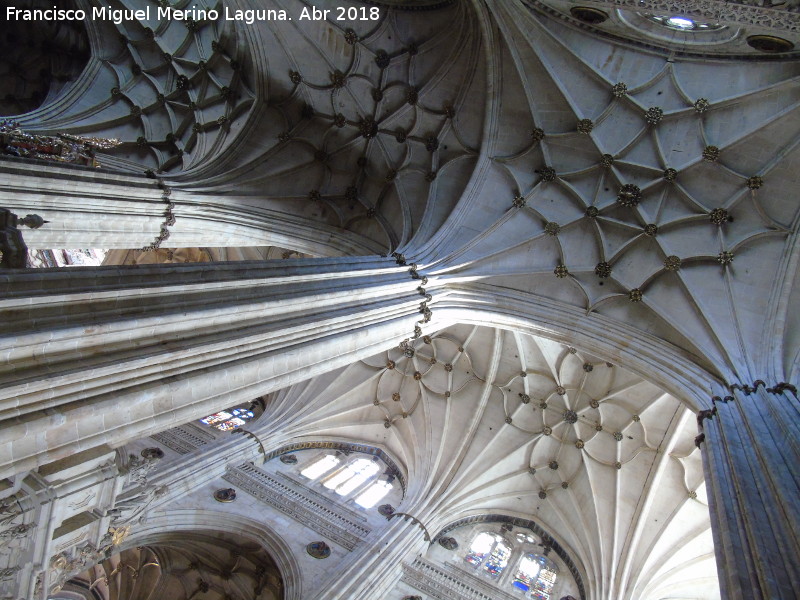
[0,257,425,480]
[700,386,800,599]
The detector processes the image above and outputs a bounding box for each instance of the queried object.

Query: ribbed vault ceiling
[54,534,282,600]
[256,324,718,600]
[14,0,799,383]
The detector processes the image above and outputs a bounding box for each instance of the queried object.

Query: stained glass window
[199,407,254,431]
[483,540,511,577]
[464,531,510,576]
[513,554,558,599]
[301,454,341,480]
[354,479,392,508]
[513,554,541,592]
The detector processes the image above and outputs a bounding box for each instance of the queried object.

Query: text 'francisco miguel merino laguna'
[4,6,343,25]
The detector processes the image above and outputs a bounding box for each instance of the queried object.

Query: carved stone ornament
[663,168,678,182]
[614,461,622,469]
[538,166,556,182]
[306,541,331,559]
[644,223,658,237]
[628,288,643,302]
[556,386,566,395]
[617,184,642,207]
[279,454,298,464]
[554,264,569,278]
[632,414,641,422]
[438,536,459,550]
[644,107,663,125]
[519,393,531,404]
[141,447,164,460]
[577,118,594,134]
[664,255,681,271]
[585,206,599,218]
[595,261,612,278]
[746,175,763,190]
[403,596,423,600]
[694,98,710,113]
[590,399,600,409]
[583,363,593,372]
[549,460,559,470]
[542,426,552,436]
[330,70,346,88]
[709,207,729,225]
[612,82,627,97]
[702,145,720,162]
[600,154,614,168]
[344,29,358,44]
[563,410,578,424]
[575,439,585,449]
[561,482,569,489]
[717,251,734,265]
[406,86,419,105]
[531,127,545,142]
[544,221,561,236]
[378,504,395,516]
[539,491,547,499]
[109,525,131,546]
[213,488,237,502]
[359,117,378,139]
[505,416,513,424]
[595,424,603,431]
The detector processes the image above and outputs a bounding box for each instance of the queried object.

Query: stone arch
[436,292,724,412]
[122,508,303,600]
[263,437,408,496]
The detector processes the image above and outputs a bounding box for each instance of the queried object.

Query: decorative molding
[223,464,370,551]
[151,423,216,455]
[401,557,522,600]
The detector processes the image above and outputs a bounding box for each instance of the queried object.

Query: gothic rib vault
[0,0,799,599]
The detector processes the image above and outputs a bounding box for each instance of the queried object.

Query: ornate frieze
[151,423,216,454]
[223,465,369,551]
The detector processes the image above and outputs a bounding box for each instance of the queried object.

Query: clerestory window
[298,452,395,510]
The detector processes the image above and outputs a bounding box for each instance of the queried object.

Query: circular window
[646,14,725,32]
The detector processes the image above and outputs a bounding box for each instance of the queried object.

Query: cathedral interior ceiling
[253,323,718,599]
[11,0,798,383]
[1,1,799,597]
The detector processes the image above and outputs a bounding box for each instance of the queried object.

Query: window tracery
[461,530,560,597]
[297,452,395,510]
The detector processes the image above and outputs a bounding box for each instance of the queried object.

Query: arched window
[199,407,255,431]
[323,457,380,495]
[300,453,341,480]
[354,479,393,508]
[464,532,512,577]
[293,451,398,511]
[513,553,558,599]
